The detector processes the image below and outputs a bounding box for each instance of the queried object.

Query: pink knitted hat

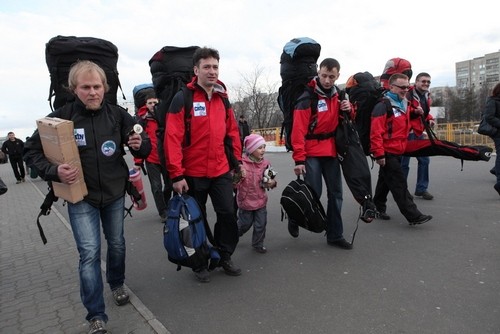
[244,134,266,155]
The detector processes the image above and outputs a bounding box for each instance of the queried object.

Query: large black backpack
[149,46,200,167]
[345,71,389,156]
[277,37,321,151]
[45,35,125,111]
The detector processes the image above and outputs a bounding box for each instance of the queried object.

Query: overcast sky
[1,0,499,139]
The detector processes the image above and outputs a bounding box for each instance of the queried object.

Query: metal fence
[252,121,495,149]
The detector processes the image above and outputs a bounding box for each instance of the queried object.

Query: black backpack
[45,35,125,111]
[277,37,321,151]
[345,72,391,156]
[149,46,200,168]
[280,176,327,233]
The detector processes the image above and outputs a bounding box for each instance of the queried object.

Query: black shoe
[253,246,267,254]
[111,286,129,306]
[494,183,500,196]
[327,238,353,250]
[88,318,107,334]
[194,268,211,283]
[408,214,433,225]
[378,211,391,220]
[414,191,434,200]
[287,221,299,238]
[220,259,242,276]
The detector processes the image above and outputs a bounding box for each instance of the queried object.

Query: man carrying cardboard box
[24,60,151,334]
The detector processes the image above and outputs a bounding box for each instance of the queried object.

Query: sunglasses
[420,80,431,84]
[392,84,410,90]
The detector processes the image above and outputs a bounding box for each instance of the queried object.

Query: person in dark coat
[24,60,151,334]
[238,115,251,149]
[483,82,500,195]
[1,132,25,183]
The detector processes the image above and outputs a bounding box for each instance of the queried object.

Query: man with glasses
[370,73,433,226]
[401,72,434,200]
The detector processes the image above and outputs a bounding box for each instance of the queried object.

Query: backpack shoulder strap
[181,86,194,146]
[376,97,394,117]
[37,184,58,244]
[383,97,393,116]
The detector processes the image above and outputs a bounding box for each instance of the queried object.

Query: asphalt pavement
[1,151,500,334]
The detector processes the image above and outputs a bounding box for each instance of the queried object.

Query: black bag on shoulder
[45,35,125,111]
[478,113,498,137]
[345,71,387,156]
[148,46,200,169]
[277,37,321,151]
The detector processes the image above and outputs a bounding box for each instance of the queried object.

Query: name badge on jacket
[193,102,207,117]
[317,99,328,112]
[74,128,86,146]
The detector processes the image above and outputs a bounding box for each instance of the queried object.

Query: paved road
[2,152,499,333]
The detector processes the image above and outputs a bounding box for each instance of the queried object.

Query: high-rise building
[456,50,500,90]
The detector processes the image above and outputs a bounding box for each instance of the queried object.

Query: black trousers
[9,157,25,181]
[373,154,422,221]
[185,172,239,258]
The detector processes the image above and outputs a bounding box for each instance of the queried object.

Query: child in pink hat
[234,134,277,253]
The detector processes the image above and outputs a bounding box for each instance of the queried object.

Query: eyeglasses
[392,84,410,90]
[420,80,431,84]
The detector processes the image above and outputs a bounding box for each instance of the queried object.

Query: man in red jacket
[134,90,172,221]
[288,58,353,250]
[164,47,242,283]
[371,73,432,226]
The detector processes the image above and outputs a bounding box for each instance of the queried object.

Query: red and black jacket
[164,77,241,181]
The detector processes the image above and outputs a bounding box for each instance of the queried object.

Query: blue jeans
[67,196,126,322]
[401,133,430,193]
[494,137,500,185]
[305,157,344,242]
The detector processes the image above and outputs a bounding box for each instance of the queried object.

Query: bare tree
[230,66,281,129]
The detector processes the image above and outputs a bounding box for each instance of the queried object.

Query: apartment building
[456,50,500,90]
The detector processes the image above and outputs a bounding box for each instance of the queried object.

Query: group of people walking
[12,48,499,334]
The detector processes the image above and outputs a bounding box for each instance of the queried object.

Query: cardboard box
[36,117,88,203]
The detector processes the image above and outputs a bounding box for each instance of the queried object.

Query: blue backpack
[163,194,220,271]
